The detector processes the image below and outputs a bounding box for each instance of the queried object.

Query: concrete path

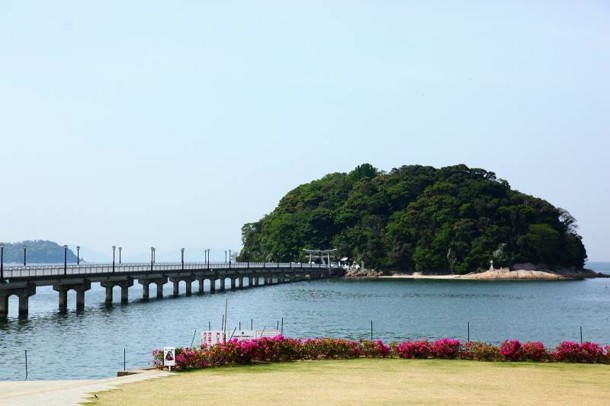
[0,369,172,406]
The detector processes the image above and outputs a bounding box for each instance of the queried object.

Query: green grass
[89,359,610,405]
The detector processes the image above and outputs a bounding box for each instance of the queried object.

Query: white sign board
[163,347,176,367]
[232,330,256,340]
[256,330,281,338]
[201,330,227,347]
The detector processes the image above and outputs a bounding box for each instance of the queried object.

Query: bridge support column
[75,287,87,310]
[141,282,150,300]
[220,278,225,291]
[0,283,36,319]
[210,278,216,293]
[53,281,91,311]
[0,295,7,319]
[196,278,205,294]
[139,277,167,300]
[121,284,130,303]
[120,280,133,303]
[58,288,68,311]
[18,295,29,317]
[101,279,133,304]
[104,285,113,304]
[169,276,195,297]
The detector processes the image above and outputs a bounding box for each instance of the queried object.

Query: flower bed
[153,337,610,371]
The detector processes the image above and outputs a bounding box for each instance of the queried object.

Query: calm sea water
[1,262,609,381]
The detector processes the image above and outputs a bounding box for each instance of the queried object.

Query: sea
[1,262,609,381]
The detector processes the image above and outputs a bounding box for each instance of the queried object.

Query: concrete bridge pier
[120,282,132,303]
[141,282,150,299]
[139,277,168,300]
[170,276,195,296]
[0,283,36,319]
[195,277,206,294]
[210,277,216,293]
[101,279,134,304]
[220,277,226,291]
[53,281,91,311]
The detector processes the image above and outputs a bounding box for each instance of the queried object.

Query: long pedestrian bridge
[0,262,343,319]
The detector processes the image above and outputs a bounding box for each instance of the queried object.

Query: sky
[1,1,609,263]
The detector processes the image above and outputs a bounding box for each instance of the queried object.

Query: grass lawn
[89,359,610,405]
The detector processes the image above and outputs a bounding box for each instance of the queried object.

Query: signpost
[163,346,176,371]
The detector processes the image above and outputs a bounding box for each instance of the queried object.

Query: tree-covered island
[239,164,588,275]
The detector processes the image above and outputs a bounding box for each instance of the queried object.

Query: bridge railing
[3,261,333,279]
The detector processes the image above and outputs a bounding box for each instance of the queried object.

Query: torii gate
[303,249,337,267]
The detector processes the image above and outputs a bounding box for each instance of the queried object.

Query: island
[238,163,596,279]
[0,240,78,264]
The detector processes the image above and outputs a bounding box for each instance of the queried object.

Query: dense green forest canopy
[239,164,587,274]
[0,240,77,264]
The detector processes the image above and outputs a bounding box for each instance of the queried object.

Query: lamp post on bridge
[229,249,232,268]
[181,248,185,271]
[119,247,122,264]
[150,247,155,272]
[76,246,80,265]
[23,245,27,267]
[112,246,116,273]
[0,243,4,281]
[63,245,68,275]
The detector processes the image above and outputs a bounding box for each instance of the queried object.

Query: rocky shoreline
[344,264,608,280]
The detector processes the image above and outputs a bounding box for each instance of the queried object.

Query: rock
[344,268,382,278]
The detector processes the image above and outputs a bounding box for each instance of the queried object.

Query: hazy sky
[1,1,609,262]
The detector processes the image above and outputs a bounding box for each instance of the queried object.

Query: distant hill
[238,164,587,274]
[1,240,77,264]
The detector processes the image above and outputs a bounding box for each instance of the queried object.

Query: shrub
[462,341,502,362]
[360,340,391,358]
[395,340,431,359]
[500,340,523,361]
[522,341,549,362]
[152,336,610,371]
[553,341,605,363]
[431,338,461,359]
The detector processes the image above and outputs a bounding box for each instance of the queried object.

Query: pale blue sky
[1,1,609,262]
